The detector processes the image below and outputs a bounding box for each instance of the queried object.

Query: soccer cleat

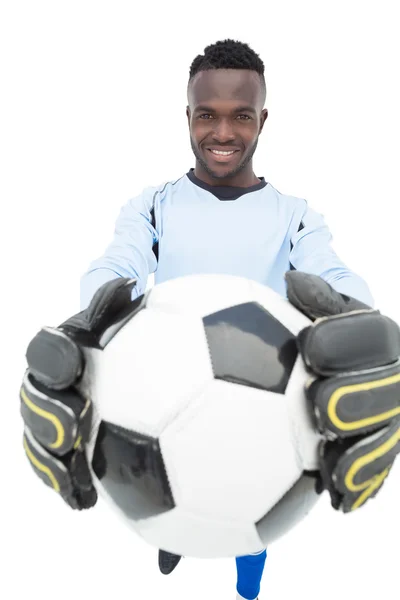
[158,549,183,574]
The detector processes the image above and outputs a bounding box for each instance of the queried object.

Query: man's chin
[201,158,245,181]
[207,168,236,180]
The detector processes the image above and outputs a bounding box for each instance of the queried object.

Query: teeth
[211,150,235,155]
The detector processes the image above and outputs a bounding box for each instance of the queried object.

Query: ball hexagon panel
[144,274,258,318]
[203,302,298,393]
[91,307,214,438]
[283,356,321,471]
[127,506,263,558]
[131,504,265,558]
[159,378,302,523]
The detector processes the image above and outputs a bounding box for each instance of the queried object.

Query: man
[80,39,373,311]
[20,39,399,600]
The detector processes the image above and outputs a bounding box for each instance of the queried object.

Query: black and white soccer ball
[82,274,322,558]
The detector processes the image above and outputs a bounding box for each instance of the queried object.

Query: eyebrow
[194,105,257,115]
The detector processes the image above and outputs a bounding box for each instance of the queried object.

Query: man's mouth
[207,148,240,163]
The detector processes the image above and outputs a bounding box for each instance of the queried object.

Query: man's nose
[212,119,236,142]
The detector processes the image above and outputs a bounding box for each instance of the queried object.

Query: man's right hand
[20,277,139,510]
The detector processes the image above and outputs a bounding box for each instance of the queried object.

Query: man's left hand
[285,271,400,512]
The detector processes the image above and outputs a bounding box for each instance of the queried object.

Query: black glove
[20,277,140,509]
[285,271,400,512]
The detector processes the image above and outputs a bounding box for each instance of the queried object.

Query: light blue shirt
[80,169,373,310]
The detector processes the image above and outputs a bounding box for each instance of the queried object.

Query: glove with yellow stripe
[286,271,400,513]
[20,278,138,510]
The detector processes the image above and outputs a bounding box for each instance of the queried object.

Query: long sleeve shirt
[80,169,373,310]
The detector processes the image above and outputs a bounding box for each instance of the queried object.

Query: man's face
[187,69,268,183]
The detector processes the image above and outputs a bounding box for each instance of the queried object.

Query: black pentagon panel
[203,302,298,394]
[92,421,175,520]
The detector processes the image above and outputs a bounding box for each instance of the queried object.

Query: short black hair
[188,39,266,104]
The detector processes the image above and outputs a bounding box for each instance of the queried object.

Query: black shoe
[158,549,183,575]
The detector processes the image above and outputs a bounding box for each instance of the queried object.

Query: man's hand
[20,277,139,509]
[285,271,400,512]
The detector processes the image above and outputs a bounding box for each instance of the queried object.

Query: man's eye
[198,114,251,121]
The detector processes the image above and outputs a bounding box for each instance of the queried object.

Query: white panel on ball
[92,308,214,437]
[284,357,321,471]
[145,273,256,317]
[136,505,265,558]
[160,379,302,523]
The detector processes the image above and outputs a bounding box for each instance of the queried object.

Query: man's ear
[186,106,191,128]
[259,108,268,134]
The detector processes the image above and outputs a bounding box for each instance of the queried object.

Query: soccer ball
[81,274,322,559]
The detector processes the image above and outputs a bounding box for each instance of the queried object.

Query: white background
[1,1,399,599]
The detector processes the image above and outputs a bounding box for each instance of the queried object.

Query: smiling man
[77,39,374,599]
[80,40,372,313]
[24,39,385,600]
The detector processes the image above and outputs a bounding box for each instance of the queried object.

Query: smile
[207,149,239,162]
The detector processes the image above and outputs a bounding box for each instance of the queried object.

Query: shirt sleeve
[80,188,159,310]
[289,203,374,307]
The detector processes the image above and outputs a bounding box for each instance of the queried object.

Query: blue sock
[236,549,267,600]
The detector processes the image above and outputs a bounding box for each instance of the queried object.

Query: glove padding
[286,271,400,512]
[20,277,140,509]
